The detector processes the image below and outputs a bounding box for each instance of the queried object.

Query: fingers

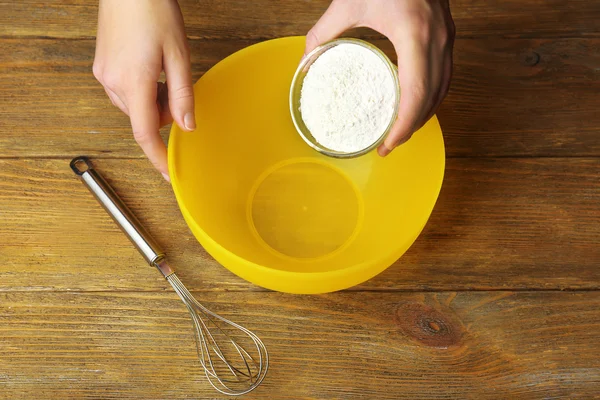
[156,81,173,126]
[164,41,195,131]
[379,38,430,157]
[104,86,129,115]
[103,81,173,126]
[305,0,358,55]
[422,11,455,125]
[127,83,169,180]
[93,64,173,181]
[409,44,446,133]
[423,51,453,125]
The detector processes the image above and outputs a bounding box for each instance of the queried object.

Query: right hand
[306,0,455,157]
[93,0,195,181]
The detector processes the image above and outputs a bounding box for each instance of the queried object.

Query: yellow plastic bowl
[168,37,445,294]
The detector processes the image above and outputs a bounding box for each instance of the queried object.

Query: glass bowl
[289,38,400,158]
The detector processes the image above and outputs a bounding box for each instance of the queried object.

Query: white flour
[300,43,396,153]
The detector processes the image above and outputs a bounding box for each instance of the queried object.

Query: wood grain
[0,291,599,399]
[2,1,600,398]
[0,158,598,292]
[1,38,599,158]
[1,0,599,39]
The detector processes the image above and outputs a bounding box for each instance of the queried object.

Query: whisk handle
[70,156,167,271]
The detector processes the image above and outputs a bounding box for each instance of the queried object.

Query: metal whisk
[70,156,268,396]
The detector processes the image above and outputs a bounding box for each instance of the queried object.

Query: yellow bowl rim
[167,37,445,293]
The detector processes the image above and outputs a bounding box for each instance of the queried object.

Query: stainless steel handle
[70,156,173,277]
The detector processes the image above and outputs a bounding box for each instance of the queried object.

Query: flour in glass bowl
[300,43,397,153]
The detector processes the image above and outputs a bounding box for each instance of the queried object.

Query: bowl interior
[169,36,444,292]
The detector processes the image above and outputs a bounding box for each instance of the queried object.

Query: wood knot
[522,51,541,66]
[395,302,462,348]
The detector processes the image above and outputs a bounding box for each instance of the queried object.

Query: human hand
[93,0,195,180]
[306,0,454,156]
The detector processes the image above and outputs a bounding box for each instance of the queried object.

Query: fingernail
[184,112,196,131]
[162,172,171,183]
[378,144,392,157]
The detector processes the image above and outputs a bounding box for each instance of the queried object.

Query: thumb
[305,1,358,55]
[164,43,195,131]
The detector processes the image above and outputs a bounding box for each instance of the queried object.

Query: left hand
[306,0,455,156]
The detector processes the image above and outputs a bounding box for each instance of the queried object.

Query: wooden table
[1,1,599,398]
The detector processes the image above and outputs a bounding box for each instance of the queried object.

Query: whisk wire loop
[167,274,269,396]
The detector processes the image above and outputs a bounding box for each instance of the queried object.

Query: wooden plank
[0,39,246,158]
[0,158,598,292]
[0,291,598,398]
[1,0,599,39]
[439,38,600,157]
[1,38,599,158]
